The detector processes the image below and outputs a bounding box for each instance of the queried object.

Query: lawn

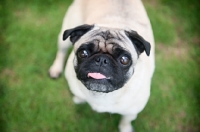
[0,0,200,132]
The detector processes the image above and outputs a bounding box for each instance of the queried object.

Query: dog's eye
[120,56,130,65]
[78,50,89,58]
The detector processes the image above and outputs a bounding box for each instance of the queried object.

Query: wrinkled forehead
[74,27,136,54]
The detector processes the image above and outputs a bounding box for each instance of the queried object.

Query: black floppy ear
[63,24,94,44]
[125,30,151,56]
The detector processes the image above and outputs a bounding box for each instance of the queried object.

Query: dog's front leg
[119,114,137,132]
[49,37,70,78]
[49,1,83,78]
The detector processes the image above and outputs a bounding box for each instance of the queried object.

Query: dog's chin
[81,78,120,93]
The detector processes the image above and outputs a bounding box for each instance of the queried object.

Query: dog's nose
[95,55,110,66]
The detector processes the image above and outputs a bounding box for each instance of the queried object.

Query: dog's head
[63,24,151,93]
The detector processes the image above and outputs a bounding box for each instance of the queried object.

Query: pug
[49,0,155,132]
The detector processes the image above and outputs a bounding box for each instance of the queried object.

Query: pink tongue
[88,73,106,79]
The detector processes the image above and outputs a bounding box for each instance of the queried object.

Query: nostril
[94,55,110,65]
[104,59,109,64]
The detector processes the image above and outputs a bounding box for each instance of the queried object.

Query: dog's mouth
[78,72,122,93]
[87,72,110,80]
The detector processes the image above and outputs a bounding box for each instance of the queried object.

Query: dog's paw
[49,65,62,79]
[119,124,134,132]
[119,120,134,132]
[73,96,86,104]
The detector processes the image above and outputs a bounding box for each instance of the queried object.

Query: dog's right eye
[78,50,89,58]
[119,56,130,65]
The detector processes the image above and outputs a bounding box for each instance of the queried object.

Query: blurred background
[0,0,199,131]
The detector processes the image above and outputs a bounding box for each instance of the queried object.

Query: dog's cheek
[125,66,134,81]
[126,66,134,79]
[73,56,78,68]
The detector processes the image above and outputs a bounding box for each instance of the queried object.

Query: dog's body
[49,0,155,131]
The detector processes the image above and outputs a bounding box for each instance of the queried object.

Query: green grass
[0,0,200,132]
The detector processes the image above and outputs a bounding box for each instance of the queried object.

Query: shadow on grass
[65,80,121,131]
[74,103,121,132]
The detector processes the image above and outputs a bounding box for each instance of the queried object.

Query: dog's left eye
[78,50,89,58]
[120,56,130,65]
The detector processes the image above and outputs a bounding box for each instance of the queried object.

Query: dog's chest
[86,92,127,113]
[82,86,139,114]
